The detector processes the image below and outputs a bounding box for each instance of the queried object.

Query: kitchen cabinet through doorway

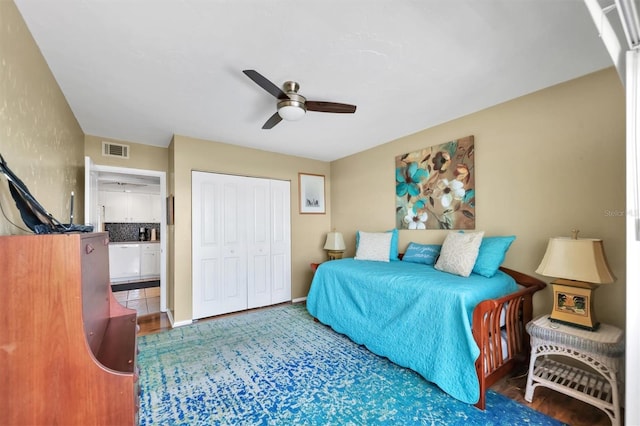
[100,191,162,223]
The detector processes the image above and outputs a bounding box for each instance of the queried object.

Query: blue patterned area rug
[138,303,562,425]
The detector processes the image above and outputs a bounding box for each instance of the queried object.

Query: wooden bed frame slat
[472,266,546,410]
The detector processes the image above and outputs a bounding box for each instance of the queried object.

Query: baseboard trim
[165,309,175,327]
[292,296,307,304]
[165,309,192,328]
[112,279,159,292]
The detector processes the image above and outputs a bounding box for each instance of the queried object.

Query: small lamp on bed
[536,229,615,331]
[324,230,346,260]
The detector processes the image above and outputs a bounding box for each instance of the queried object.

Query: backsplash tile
[105,223,160,242]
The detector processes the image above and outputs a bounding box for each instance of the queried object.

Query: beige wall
[331,68,626,328]
[0,1,85,236]
[169,135,330,323]
[85,135,169,172]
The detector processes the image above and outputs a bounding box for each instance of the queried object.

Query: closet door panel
[222,182,241,246]
[200,258,219,301]
[223,256,243,296]
[249,181,269,244]
[270,180,291,304]
[219,178,247,314]
[248,254,269,307]
[247,178,272,309]
[271,252,288,297]
[201,181,219,245]
[192,172,247,319]
[192,176,222,319]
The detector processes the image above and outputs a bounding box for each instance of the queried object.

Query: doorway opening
[84,157,168,314]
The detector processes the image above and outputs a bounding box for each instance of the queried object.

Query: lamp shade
[324,231,346,251]
[535,237,615,284]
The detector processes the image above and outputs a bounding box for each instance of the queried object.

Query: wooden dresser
[0,232,139,425]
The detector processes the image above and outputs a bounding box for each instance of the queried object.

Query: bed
[306,253,545,410]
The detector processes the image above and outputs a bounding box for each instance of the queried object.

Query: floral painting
[395,136,475,230]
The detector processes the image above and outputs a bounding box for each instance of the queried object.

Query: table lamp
[324,230,346,260]
[535,230,615,331]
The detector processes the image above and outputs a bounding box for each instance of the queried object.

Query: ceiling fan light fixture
[277,100,306,121]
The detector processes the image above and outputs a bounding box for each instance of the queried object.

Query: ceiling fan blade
[306,101,356,114]
[262,112,283,129]
[243,70,289,100]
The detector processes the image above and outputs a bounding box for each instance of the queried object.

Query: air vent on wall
[102,141,129,159]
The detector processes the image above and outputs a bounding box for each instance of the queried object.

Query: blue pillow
[356,229,399,261]
[472,236,516,278]
[388,229,399,261]
[402,242,441,265]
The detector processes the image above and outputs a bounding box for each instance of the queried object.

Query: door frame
[85,159,168,312]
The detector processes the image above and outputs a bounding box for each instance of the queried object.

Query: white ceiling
[15,0,614,162]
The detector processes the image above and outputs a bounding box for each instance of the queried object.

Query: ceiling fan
[243,69,357,129]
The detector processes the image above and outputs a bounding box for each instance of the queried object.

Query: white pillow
[354,231,393,262]
[434,231,485,277]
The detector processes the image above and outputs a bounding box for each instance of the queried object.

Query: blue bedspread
[306,258,518,404]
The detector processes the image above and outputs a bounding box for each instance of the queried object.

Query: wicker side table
[524,315,624,426]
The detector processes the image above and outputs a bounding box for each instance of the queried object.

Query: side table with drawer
[524,315,624,426]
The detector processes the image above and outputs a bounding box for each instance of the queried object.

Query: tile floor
[113,286,160,316]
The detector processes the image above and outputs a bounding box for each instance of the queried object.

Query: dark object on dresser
[0,232,139,425]
[0,153,93,234]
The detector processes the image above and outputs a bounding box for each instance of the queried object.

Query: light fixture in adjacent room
[324,230,346,260]
[536,229,615,331]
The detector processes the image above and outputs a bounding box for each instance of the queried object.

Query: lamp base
[326,250,344,261]
[549,279,600,331]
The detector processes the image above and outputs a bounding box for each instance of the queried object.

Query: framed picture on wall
[299,173,325,214]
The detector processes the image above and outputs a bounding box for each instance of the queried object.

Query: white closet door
[269,179,291,304]
[192,171,291,319]
[192,171,248,319]
[247,177,272,309]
